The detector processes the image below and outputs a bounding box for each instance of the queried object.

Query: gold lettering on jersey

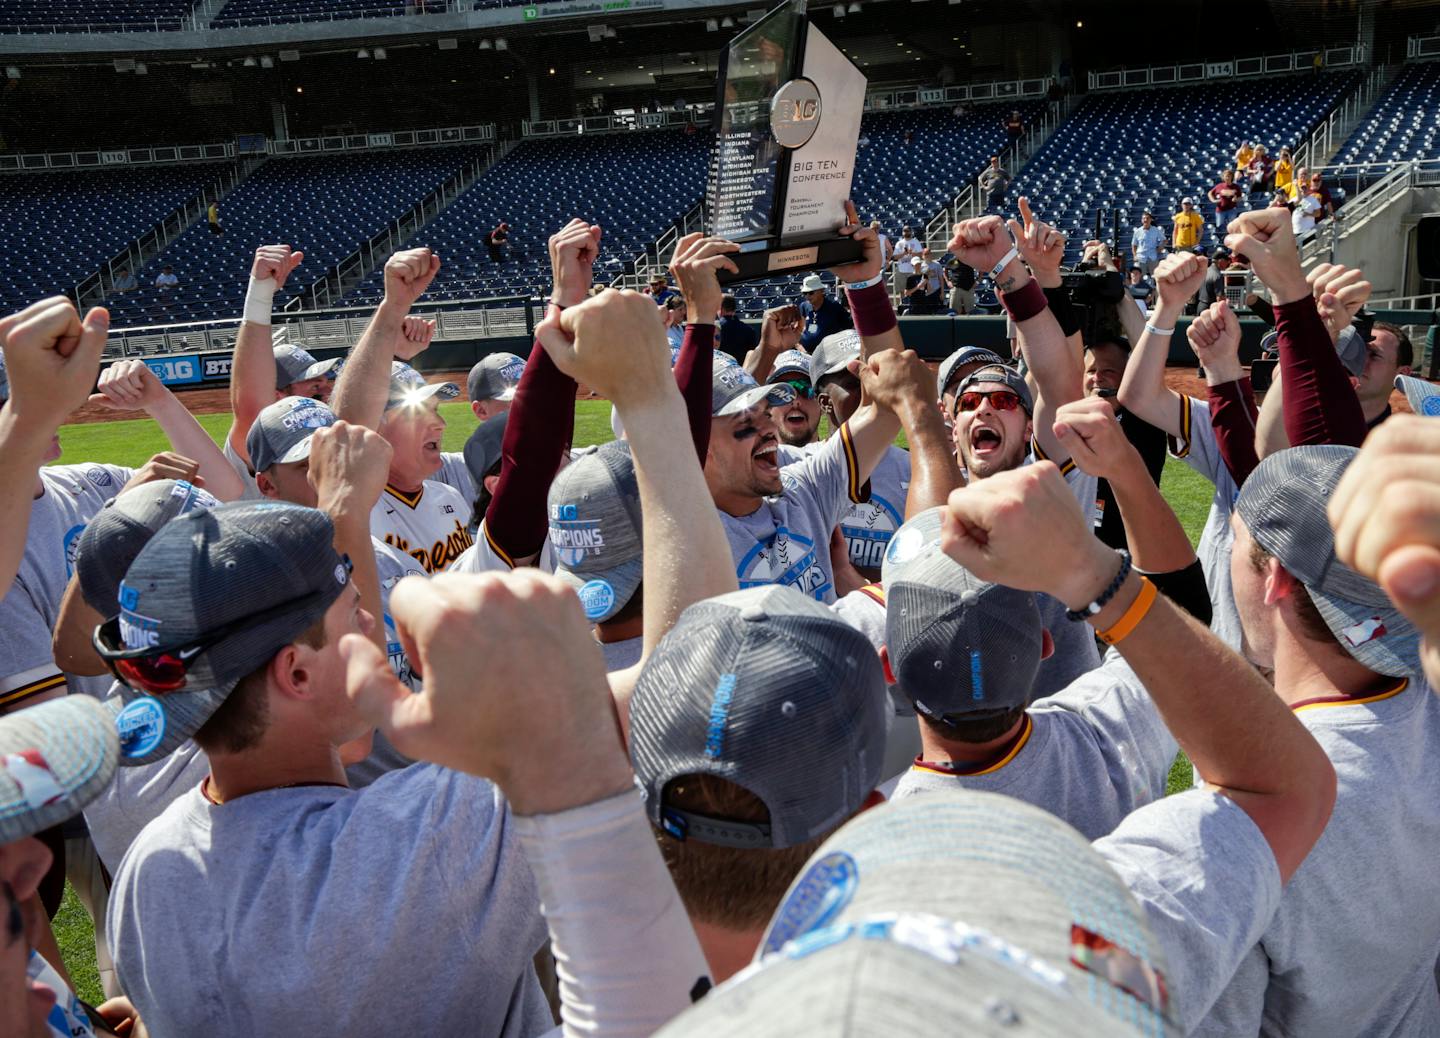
[385,519,475,574]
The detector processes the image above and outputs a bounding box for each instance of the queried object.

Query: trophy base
[717,237,865,286]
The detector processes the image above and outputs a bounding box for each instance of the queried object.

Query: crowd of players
[2,192,1440,1037]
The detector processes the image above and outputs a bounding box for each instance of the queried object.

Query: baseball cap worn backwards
[386,360,460,410]
[466,352,525,403]
[712,355,794,417]
[882,508,1044,725]
[809,329,862,383]
[957,364,1034,415]
[629,585,888,849]
[274,344,340,388]
[463,410,509,488]
[1237,445,1420,678]
[0,696,119,845]
[547,440,644,623]
[937,347,1008,402]
[246,396,336,473]
[94,502,351,765]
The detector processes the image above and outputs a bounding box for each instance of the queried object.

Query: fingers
[535,308,577,369]
[339,632,419,739]
[843,199,859,227]
[1017,195,1034,228]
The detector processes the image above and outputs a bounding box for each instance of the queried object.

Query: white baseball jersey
[369,480,475,575]
[449,519,556,575]
[0,463,134,711]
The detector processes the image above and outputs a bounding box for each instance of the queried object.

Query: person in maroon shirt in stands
[1307,172,1335,223]
[1208,169,1245,237]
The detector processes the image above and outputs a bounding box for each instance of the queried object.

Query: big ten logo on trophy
[771,79,821,148]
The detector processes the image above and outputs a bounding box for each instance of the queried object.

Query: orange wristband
[1093,576,1157,646]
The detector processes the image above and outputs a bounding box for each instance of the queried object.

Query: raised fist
[251,244,304,290]
[383,248,441,311]
[1153,251,1208,313]
[549,219,603,309]
[668,232,739,324]
[0,296,110,427]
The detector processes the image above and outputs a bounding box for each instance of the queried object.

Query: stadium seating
[211,0,443,29]
[1008,71,1361,264]
[0,0,197,32]
[0,164,227,311]
[1333,62,1440,170]
[106,146,482,328]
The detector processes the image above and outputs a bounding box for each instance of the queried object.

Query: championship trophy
[706,0,868,283]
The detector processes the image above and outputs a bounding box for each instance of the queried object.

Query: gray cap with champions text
[767,349,813,385]
[882,507,1044,725]
[97,502,351,765]
[246,396,336,473]
[712,356,794,416]
[274,344,340,388]
[629,585,888,849]
[386,361,460,410]
[547,440,643,623]
[466,352,525,403]
[810,329,862,383]
[1236,444,1420,678]
[937,347,1008,402]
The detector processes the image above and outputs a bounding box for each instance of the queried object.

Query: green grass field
[48,399,1215,1003]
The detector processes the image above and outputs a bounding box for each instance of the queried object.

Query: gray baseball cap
[246,396,336,473]
[386,360,460,410]
[659,791,1168,1037]
[883,507,1043,725]
[75,479,221,616]
[937,347,1007,402]
[274,344,340,388]
[810,329,862,383]
[0,696,119,845]
[1335,325,1368,378]
[466,352,525,403]
[712,355,794,417]
[547,441,643,623]
[629,585,888,849]
[94,502,351,764]
[1396,373,1440,417]
[1236,445,1420,678]
[767,349,812,385]
[462,410,509,487]
[957,363,1034,415]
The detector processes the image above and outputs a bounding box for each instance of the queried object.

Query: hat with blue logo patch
[547,440,643,624]
[629,585,888,849]
[882,507,1044,726]
[274,344,340,389]
[245,396,336,473]
[658,791,1167,1037]
[93,501,351,765]
[1396,373,1440,417]
[466,351,525,403]
[386,361,460,410]
[712,356,795,416]
[0,695,119,845]
[75,479,221,616]
[766,349,813,385]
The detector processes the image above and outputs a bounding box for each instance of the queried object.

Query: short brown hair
[653,775,833,930]
[1248,539,1337,647]
[1373,321,1413,368]
[194,616,328,754]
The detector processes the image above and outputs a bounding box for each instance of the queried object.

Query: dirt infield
[67,365,1413,424]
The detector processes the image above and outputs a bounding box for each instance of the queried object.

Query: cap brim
[275,435,317,466]
[768,365,810,384]
[0,696,119,841]
[1309,589,1421,679]
[1396,374,1440,417]
[554,555,645,624]
[716,383,794,417]
[113,679,234,767]
[489,386,518,403]
[302,358,342,381]
[387,381,461,409]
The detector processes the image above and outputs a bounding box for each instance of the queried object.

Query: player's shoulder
[43,463,130,499]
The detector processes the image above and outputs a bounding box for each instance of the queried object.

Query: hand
[393,315,436,361]
[96,995,147,1037]
[1007,197,1066,288]
[1224,209,1307,304]
[251,244,304,290]
[947,216,1025,292]
[382,248,441,312]
[1051,397,1145,483]
[1153,251,1208,315]
[548,219,603,309]
[536,289,673,409]
[338,570,630,814]
[1329,415,1440,680]
[1306,263,1371,346]
[938,461,1117,609]
[0,297,110,431]
[667,231,739,325]
[307,420,392,521]
[854,348,934,418]
[88,358,170,412]
[119,452,201,496]
[1187,299,1244,383]
[829,200,884,284]
[759,304,803,355]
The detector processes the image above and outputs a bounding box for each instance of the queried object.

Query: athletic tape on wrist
[999,278,1047,323]
[846,281,898,337]
[243,276,276,326]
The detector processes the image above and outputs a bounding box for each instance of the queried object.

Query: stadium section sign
[522,0,662,19]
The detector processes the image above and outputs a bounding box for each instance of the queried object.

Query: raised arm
[742,305,803,382]
[857,351,961,517]
[669,232,740,459]
[831,200,903,358]
[1117,251,1208,437]
[228,244,303,463]
[939,463,1335,882]
[1188,299,1259,485]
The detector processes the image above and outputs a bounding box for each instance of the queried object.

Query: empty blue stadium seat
[1332,63,1440,181]
[0,0,197,30]
[211,0,443,27]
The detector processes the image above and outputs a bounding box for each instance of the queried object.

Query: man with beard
[764,350,821,450]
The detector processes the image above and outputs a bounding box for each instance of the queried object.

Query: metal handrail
[1294,64,1392,174]
[1088,44,1366,92]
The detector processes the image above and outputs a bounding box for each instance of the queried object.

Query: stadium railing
[1300,157,1440,266]
[1408,34,1440,60]
[1293,64,1395,175]
[1087,44,1368,93]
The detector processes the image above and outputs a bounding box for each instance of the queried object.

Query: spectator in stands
[890,226,922,299]
[647,273,675,305]
[153,265,178,295]
[1274,146,1295,196]
[485,222,510,263]
[979,156,1010,213]
[903,247,947,315]
[1235,140,1254,176]
[1247,143,1273,194]
[1208,169,1245,236]
[1130,211,1166,275]
[1003,109,1025,142]
[1292,189,1322,239]
[1173,197,1203,251]
[1286,165,1309,202]
[870,220,891,269]
[1308,172,1335,222]
[715,294,757,365]
[1126,267,1154,308]
[798,274,852,349]
[945,255,977,314]
[663,295,687,350]
[1270,190,1293,210]
[207,201,224,236]
[1199,247,1231,308]
[112,267,137,294]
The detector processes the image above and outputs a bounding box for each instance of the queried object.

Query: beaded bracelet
[1065,550,1133,623]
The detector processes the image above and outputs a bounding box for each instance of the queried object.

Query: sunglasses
[957,389,1024,414]
[780,379,816,399]
[93,556,352,695]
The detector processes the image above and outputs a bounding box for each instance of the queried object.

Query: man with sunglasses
[764,349,822,450]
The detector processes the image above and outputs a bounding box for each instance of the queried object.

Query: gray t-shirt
[221,436,265,501]
[720,426,860,605]
[109,764,552,1037]
[1094,789,1283,1032]
[891,652,1177,840]
[0,463,135,709]
[1172,396,1241,651]
[1196,678,1440,1038]
[1029,461,1104,697]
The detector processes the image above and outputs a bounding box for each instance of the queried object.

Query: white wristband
[988,245,1020,281]
[845,272,885,291]
[243,276,276,326]
[1144,323,1175,337]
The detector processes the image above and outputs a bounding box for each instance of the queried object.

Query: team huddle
[2,195,1440,1038]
